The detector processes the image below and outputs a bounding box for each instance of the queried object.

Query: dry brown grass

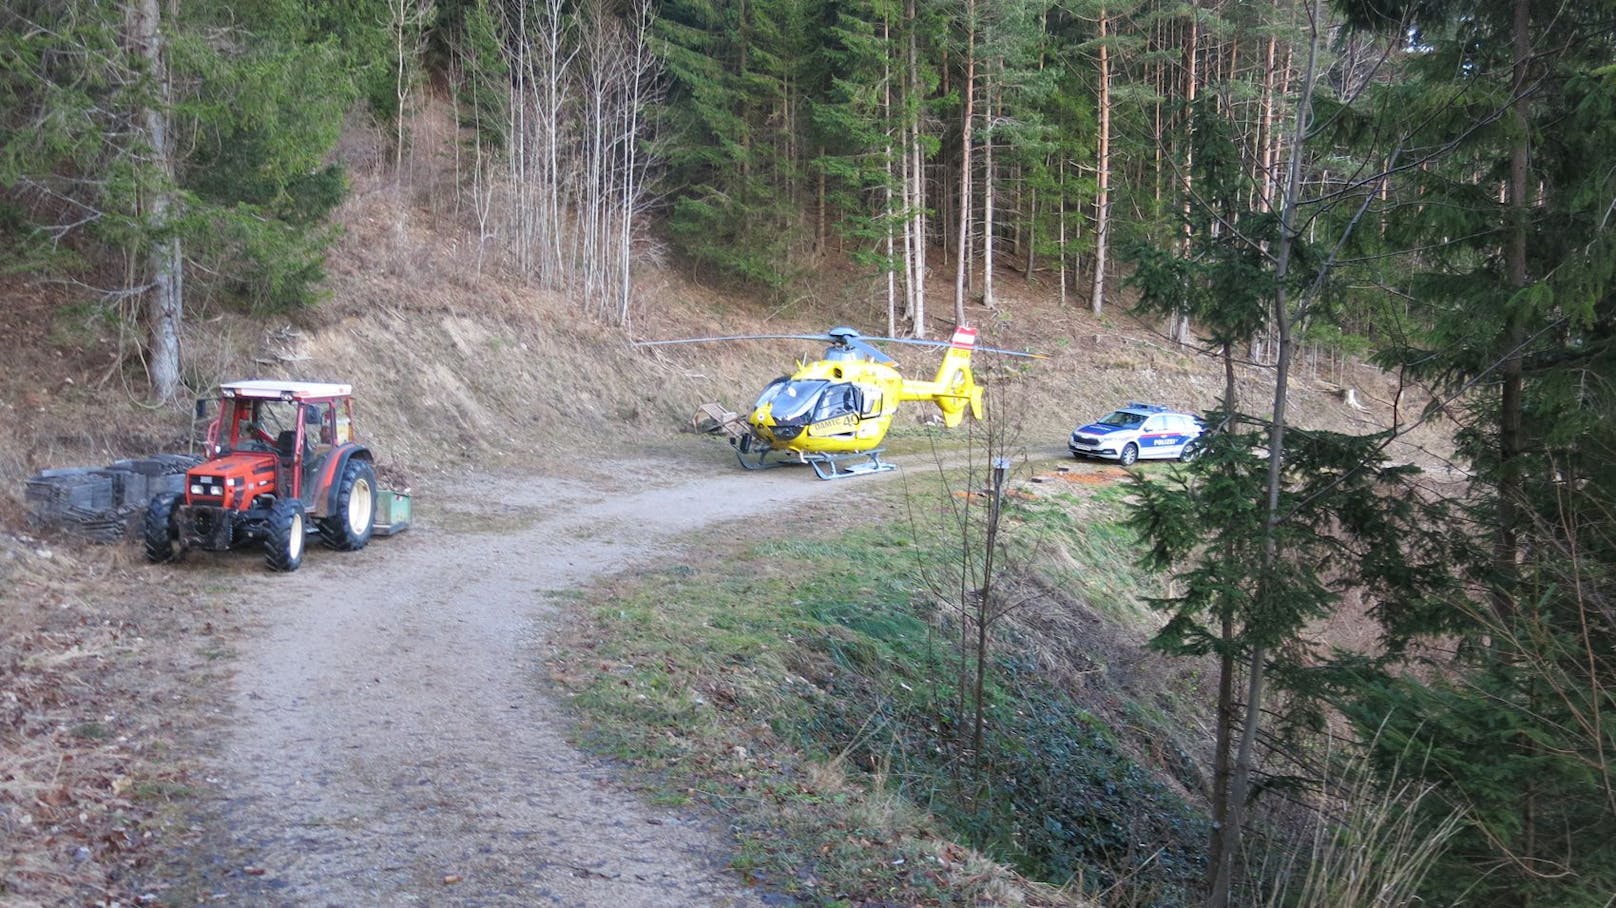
[0,533,236,905]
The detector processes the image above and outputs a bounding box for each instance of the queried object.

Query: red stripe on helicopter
[950,326,978,348]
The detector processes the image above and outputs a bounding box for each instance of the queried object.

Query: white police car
[1068,403,1205,466]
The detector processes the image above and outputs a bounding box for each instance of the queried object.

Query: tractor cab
[205,381,356,503]
[146,380,378,572]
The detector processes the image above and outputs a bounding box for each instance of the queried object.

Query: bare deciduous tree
[486,0,660,325]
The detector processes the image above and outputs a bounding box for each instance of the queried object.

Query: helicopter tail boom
[897,325,983,427]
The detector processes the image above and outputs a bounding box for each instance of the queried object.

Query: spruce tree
[655,0,815,290]
[1327,0,1616,899]
[1,0,358,398]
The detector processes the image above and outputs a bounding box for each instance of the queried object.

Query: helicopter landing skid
[807,449,896,480]
[734,444,783,471]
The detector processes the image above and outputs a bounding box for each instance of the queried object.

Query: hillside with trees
[3,0,1615,905]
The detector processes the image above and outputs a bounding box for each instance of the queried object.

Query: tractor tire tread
[265,499,305,572]
[320,459,377,551]
[143,493,183,563]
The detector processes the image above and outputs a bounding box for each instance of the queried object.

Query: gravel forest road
[189,456,870,906]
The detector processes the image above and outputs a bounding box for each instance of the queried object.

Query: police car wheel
[1119,443,1139,466]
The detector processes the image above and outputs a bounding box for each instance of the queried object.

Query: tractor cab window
[303,403,334,447]
[228,399,300,455]
[333,400,354,444]
[215,401,246,452]
[767,380,826,422]
[221,401,264,452]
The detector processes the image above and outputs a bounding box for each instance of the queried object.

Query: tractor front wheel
[265,499,306,572]
[143,493,184,563]
[320,459,376,551]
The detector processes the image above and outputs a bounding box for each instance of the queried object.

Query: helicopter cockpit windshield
[760,379,827,422]
[754,377,789,409]
[813,384,861,420]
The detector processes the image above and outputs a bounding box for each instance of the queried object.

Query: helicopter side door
[856,385,888,437]
[808,383,862,437]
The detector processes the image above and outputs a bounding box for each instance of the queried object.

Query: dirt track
[184,455,861,906]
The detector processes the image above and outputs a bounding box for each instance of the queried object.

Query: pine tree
[1328,0,1616,899]
[0,0,357,399]
[655,0,814,289]
[810,0,903,275]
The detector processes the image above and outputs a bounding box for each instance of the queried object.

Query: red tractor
[144,380,378,571]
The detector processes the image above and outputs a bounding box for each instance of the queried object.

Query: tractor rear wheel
[265,499,306,572]
[143,492,183,563]
[320,459,376,551]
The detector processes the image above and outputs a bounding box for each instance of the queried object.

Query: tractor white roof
[220,379,352,400]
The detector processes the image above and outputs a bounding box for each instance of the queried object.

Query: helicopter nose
[751,407,801,443]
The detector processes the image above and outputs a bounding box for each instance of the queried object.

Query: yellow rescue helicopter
[639,324,1040,479]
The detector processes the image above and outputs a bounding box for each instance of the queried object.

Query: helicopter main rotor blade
[633,333,835,348]
[634,328,1044,359]
[857,336,1048,358]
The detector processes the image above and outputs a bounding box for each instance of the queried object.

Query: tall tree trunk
[1091,7,1111,315]
[902,94,917,329]
[1152,17,1164,205]
[982,73,996,310]
[1058,159,1068,308]
[1206,6,1322,905]
[817,165,828,255]
[1024,182,1037,281]
[131,0,182,403]
[1494,0,1529,623]
[1500,0,1534,883]
[884,16,898,336]
[504,1,534,277]
[953,0,975,325]
[905,0,927,337]
[391,0,434,184]
[1174,2,1199,345]
[1258,34,1278,211]
[1203,341,1240,896]
[616,0,656,328]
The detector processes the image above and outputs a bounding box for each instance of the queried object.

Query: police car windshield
[1097,410,1147,428]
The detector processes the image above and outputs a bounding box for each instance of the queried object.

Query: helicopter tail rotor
[941,326,978,426]
[932,367,982,427]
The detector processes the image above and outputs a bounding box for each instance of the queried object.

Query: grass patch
[71,721,113,741]
[1007,482,1166,629]
[551,488,1208,906]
